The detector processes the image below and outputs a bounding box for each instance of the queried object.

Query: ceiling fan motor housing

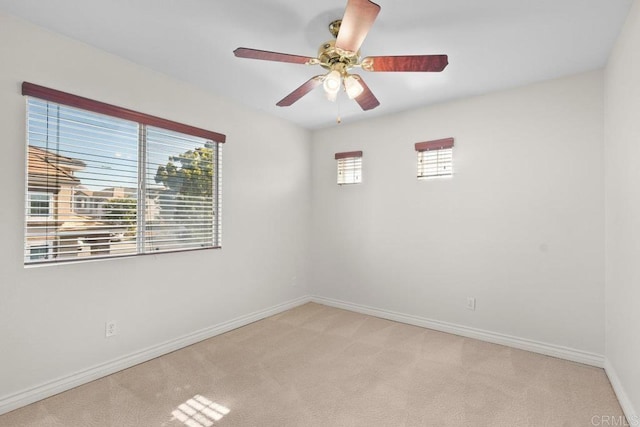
[318,40,360,73]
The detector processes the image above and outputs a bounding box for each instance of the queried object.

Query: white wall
[0,12,311,408]
[311,71,605,355]
[604,0,640,418]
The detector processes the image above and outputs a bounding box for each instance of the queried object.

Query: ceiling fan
[233,0,448,111]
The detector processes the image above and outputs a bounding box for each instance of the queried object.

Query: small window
[335,151,363,185]
[27,191,53,219]
[27,243,52,261]
[415,138,454,179]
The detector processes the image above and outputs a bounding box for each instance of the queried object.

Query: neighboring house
[72,186,98,217]
[25,146,128,262]
[74,186,160,223]
[26,146,84,261]
[75,186,136,219]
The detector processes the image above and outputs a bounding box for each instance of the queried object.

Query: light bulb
[323,70,341,95]
[344,75,364,99]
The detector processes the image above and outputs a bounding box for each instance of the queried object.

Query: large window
[23,82,225,265]
[415,138,454,179]
[335,151,363,185]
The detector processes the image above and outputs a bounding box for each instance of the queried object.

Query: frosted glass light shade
[344,75,364,99]
[323,70,341,94]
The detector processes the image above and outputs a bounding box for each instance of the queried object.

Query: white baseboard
[310,296,605,368]
[0,296,312,416]
[605,359,639,425]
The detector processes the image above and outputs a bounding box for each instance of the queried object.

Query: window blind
[415,138,454,179]
[145,127,221,253]
[25,98,140,263]
[335,151,363,185]
[24,86,224,265]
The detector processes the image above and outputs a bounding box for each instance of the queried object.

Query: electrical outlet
[105,321,117,338]
[466,297,476,311]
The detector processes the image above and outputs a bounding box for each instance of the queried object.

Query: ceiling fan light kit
[233,0,448,114]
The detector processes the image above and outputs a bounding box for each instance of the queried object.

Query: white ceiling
[0,0,633,129]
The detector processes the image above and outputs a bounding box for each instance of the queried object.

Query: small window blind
[335,151,363,185]
[23,83,225,265]
[415,138,454,179]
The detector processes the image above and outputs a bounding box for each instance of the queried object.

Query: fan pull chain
[336,95,342,124]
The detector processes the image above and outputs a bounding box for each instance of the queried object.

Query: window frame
[22,82,226,266]
[335,151,363,185]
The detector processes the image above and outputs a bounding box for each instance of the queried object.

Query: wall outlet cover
[466,297,476,311]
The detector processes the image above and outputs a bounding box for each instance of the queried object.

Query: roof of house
[28,145,85,187]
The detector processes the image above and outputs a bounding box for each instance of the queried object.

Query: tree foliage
[154,143,213,198]
[103,197,136,230]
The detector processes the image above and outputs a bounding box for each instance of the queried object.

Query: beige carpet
[0,303,625,426]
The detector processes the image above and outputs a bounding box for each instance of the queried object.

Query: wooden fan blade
[352,75,380,111]
[276,76,324,107]
[361,55,449,72]
[234,47,315,65]
[335,0,381,54]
